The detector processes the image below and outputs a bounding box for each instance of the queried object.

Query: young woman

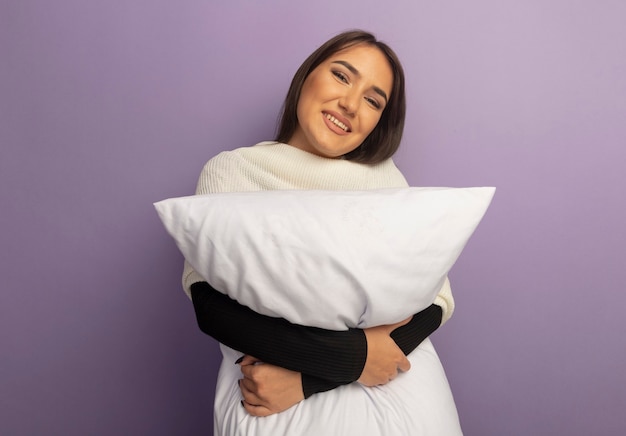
[184,30,460,435]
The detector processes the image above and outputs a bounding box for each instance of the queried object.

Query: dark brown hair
[275,30,406,165]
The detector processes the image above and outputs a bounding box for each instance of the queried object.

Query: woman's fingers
[237,361,305,416]
[239,378,262,406]
[241,400,272,417]
[239,360,264,380]
[398,354,411,373]
[237,354,261,366]
[239,376,261,399]
[238,375,291,417]
[359,323,413,386]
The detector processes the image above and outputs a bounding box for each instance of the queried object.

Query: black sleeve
[190,281,367,384]
[301,303,442,398]
[390,304,443,355]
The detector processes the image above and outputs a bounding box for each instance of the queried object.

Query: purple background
[2,1,625,435]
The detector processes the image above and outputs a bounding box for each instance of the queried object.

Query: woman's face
[288,44,393,159]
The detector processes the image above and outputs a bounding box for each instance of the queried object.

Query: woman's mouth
[324,113,351,132]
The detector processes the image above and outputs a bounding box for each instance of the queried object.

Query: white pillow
[154,187,494,330]
[215,340,463,435]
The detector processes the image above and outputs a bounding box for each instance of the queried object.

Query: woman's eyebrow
[331,60,389,104]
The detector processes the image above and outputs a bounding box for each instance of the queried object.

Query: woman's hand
[238,355,305,417]
[358,317,413,386]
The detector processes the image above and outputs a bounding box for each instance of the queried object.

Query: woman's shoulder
[196,141,284,193]
[201,141,272,168]
[204,141,281,165]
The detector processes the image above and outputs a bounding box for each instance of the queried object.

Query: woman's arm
[235,306,434,418]
[235,302,443,416]
[302,304,442,396]
[236,312,444,417]
[190,281,443,393]
[190,281,367,383]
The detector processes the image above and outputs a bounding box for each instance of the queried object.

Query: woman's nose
[339,91,360,116]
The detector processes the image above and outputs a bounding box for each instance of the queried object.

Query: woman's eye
[365,96,381,109]
[332,71,349,83]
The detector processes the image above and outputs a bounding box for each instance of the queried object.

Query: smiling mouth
[325,113,350,132]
